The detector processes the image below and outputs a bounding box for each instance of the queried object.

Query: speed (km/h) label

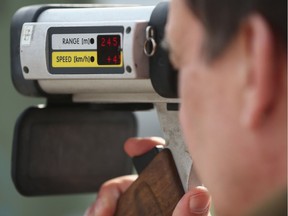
[52,51,97,68]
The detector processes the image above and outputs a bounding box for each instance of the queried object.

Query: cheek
[178,65,219,163]
[178,68,216,187]
[179,68,203,154]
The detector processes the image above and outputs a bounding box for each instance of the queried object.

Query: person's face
[166,0,260,215]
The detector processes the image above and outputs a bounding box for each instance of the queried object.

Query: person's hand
[172,186,211,216]
[84,137,211,216]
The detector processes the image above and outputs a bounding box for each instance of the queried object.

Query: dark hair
[185,0,287,59]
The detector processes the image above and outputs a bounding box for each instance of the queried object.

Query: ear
[241,14,279,129]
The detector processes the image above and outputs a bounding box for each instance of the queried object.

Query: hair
[185,0,287,59]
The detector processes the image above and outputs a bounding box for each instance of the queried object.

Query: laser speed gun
[11,2,200,215]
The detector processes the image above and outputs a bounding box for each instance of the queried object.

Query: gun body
[12,3,176,101]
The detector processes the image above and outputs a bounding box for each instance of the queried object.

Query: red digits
[113,55,118,64]
[101,37,106,47]
[106,56,111,63]
[100,36,119,47]
[107,37,111,46]
[113,37,118,47]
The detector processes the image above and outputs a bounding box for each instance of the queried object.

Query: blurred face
[166,0,263,215]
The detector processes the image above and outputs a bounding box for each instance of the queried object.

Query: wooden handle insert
[115,149,184,216]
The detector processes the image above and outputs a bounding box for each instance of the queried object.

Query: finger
[173,186,211,216]
[84,175,138,216]
[124,137,166,157]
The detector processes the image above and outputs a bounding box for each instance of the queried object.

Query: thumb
[173,186,211,216]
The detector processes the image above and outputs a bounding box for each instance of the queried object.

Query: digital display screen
[97,35,121,65]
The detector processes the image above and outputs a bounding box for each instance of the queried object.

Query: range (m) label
[52,51,97,68]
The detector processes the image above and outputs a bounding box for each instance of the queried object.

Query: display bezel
[48,26,125,75]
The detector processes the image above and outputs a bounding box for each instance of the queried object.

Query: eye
[161,37,180,70]
[160,37,170,52]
